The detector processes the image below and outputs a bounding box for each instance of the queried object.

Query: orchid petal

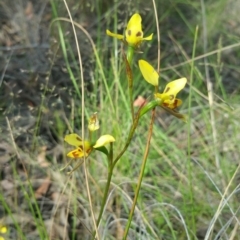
[163,78,187,99]
[64,134,83,147]
[93,135,115,148]
[125,13,143,45]
[154,78,187,109]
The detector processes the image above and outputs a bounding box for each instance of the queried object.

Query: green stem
[92,165,113,240]
[113,108,141,167]
[123,108,156,239]
[140,98,162,117]
[124,47,135,121]
[97,166,113,226]
[92,143,114,239]
[129,82,134,122]
[127,46,134,64]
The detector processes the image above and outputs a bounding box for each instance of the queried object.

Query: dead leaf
[35,177,51,199]
[1,179,14,190]
[25,1,34,20]
[37,146,50,167]
[51,192,68,206]
[0,142,13,165]
[44,219,69,240]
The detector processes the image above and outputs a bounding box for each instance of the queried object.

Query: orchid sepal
[106,30,124,40]
[138,59,159,86]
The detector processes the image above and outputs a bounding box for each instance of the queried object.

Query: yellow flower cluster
[107,13,187,110]
[64,12,187,164]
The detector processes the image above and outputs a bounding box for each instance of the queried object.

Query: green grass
[1,0,240,239]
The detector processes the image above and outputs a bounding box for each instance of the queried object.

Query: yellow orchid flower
[106,13,153,47]
[64,134,92,158]
[64,133,115,159]
[138,59,159,86]
[154,78,187,109]
[88,112,99,132]
[0,224,7,240]
[139,59,187,109]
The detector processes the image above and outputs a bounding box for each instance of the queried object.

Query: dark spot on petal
[165,87,170,93]
[87,148,92,154]
[163,103,168,107]
[72,150,80,158]
[136,31,142,37]
[169,95,174,100]
[76,137,81,141]
[128,30,131,36]
[173,99,178,108]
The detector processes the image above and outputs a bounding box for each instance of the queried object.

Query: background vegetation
[0,0,240,239]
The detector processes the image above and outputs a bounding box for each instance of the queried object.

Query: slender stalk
[127,46,134,65]
[92,143,114,240]
[125,47,135,121]
[123,108,156,239]
[113,108,141,167]
[96,166,113,226]
[92,165,113,240]
[187,25,198,235]
[128,78,134,122]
